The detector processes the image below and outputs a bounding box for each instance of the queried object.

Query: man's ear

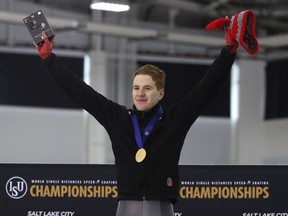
[159,89,165,100]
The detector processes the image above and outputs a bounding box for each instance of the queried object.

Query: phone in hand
[23,10,55,46]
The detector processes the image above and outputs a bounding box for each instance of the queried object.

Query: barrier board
[1,164,288,216]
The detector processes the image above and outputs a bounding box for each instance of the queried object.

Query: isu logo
[5,176,28,199]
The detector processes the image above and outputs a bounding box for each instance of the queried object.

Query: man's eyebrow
[133,84,152,87]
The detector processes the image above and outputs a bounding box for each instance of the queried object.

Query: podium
[1,164,288,216]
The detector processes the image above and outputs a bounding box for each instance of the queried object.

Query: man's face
[132,74,164,111]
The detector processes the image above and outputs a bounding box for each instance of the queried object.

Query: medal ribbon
[131,106,163,149]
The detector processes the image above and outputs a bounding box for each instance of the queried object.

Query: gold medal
[135,148,146,163]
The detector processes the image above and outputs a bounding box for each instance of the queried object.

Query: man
[35,25,237,216]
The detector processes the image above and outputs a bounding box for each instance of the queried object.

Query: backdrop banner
[1,164,288,216]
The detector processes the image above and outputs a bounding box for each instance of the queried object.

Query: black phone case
[23,10,55,45]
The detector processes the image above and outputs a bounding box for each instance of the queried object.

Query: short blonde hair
[134,64,166,90]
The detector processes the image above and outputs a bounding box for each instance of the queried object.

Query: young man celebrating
[35,24,237,216]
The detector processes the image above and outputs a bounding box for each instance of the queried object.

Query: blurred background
[0,0,288,165]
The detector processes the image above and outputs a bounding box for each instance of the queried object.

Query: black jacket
[43,48,235,203]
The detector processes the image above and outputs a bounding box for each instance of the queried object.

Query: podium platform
[1,164,288,216]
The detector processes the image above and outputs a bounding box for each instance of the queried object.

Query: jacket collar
[131,103,161,119]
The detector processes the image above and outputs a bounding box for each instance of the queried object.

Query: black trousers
[116,200,174,216]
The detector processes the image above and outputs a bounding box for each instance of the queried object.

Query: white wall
[0,106,86,163]
[0,107,231,165]
[263,119,288,164]
[231,59,288,165]
[232,59,267,164]
[180,117,231,165]
[177,58,288,165]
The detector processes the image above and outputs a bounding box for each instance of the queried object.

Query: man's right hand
[34,32,54,60]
